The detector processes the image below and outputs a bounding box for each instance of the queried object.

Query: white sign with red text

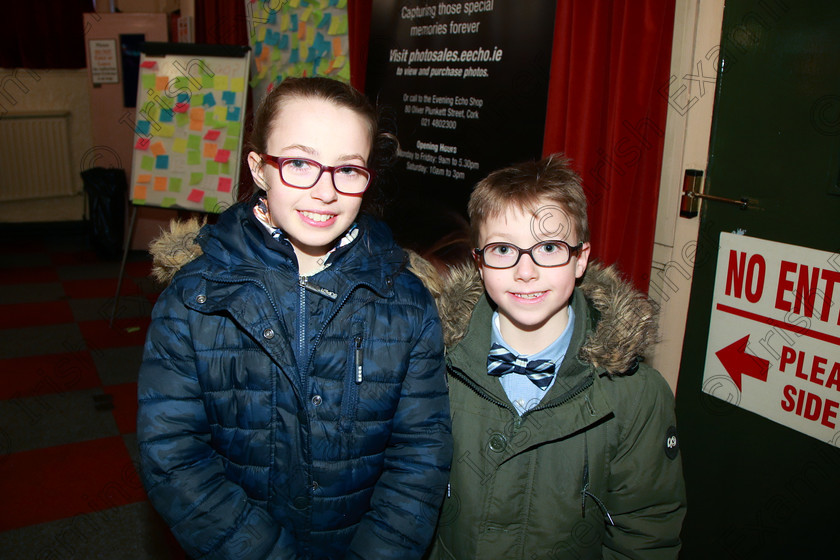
[703,233,840,446]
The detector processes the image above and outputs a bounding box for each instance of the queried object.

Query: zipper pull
[354,336,363,384]
[299,276,338,300]
[447,483,451,498]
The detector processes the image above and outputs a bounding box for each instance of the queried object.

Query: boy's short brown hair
[467,154,590,246]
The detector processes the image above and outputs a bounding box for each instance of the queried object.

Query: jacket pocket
[339,321,364,433]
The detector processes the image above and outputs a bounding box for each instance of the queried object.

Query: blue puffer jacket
[137,200,453,560]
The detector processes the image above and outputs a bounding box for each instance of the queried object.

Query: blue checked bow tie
[487,343,556,390]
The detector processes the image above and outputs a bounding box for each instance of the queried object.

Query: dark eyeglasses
[474,240,583,269]
[260,155,374,195]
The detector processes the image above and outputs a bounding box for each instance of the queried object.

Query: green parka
[417,261,687,560]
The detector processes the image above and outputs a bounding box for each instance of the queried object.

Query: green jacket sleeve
[602,366,687,559]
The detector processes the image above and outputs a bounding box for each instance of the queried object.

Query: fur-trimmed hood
[411,258,659,375]
[148,217,206,285]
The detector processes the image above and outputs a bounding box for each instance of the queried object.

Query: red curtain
[195,1,249,46]
[543,0,676,293]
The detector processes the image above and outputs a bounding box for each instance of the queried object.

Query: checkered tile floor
[0,223,186,559]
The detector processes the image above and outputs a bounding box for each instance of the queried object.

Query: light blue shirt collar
[490,305,576,415]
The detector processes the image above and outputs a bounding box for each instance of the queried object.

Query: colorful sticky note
[203,143,218,159]
[187,135,201,150]
[187,187,204,201]
[153,176,168,191]
[189,118,204,131]
[169,177,182,192]
[136,121,151,136]
[220,162,231,175]
[213,106,227,122]
[177,93,189,103]
[227,122,241,137]
[223,137,238,151]
[203,92,216,107]
[150,142,166,156]
[190,107,205,122]
[218,177,232,193]
[329,14,348,35]
[214,149,231,163]
[173,138,187,153]
[176,113,189,127]
[140,60,157,69]
[159,109,174,123]
[189,173,203,186]
[204,130,221,141]
[173,77,191,91]
[133,185,147,200]
[231,78,244,93]
[206,160,219,175]
[161,197,177,207]
[155,155,169,170]
[137,174,152,184]
[173,102,189,113]
[155,76,169,91]
[141,74,156,91]
[204,196,219,213]
[192,94,204,106]
[141,156,154,171]
[158,124,176,138]
[214,75,229,90]
[187,151,201,165]
[222,91,236,105]
[135,137,150,150]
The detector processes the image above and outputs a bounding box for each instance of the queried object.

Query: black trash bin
[81,167,127,259]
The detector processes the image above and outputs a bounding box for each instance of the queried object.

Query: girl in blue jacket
[138,77,453,560]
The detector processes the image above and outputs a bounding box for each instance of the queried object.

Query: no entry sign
[703,233,840,446]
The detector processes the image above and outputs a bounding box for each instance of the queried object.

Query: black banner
[366,0,556,238]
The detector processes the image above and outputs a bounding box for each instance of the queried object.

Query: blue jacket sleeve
[346,294,454,559]
[137,286,297,560]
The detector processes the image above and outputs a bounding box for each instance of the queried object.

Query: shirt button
[195,295,206,304]
[488,433,507,453]
[262,328,274,339]
[311,395,322,406]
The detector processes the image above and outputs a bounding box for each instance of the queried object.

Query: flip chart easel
[111,42,250,326]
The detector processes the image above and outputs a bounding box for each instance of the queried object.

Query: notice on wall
[703,233,840,446]
[365,0,556,219]
[89,39,119,84]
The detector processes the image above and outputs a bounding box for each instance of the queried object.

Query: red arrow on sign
[716,335,770,391]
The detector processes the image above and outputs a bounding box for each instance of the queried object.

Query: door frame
[648,0,726,393]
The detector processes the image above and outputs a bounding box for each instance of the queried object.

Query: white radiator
[0,111,75,202]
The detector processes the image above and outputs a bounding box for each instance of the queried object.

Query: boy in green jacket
[423,154,686,559]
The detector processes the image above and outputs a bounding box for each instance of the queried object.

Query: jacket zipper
[520,373,595,421]
[354,335,364,384]
[447,363,514,411]
[298,276,307,365]
[301,280,377,378]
